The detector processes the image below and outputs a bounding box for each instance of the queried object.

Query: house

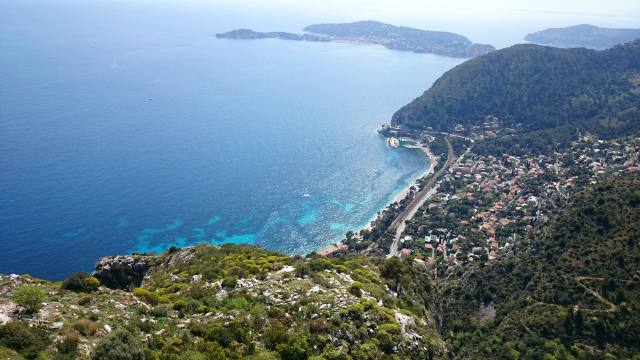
[400,248,412,257]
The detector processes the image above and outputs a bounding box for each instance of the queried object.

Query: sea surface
[2,1,462,280]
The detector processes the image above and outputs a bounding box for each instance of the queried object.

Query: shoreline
[317,139,437,256]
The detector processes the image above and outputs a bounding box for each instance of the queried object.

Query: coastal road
[387,136,455,257]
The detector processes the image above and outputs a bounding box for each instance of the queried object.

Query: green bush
[91,329,144,360]
[263,321,288,350]
[172,300,188,312]
[221,277,238,290]
[74,319,100,337]
[0,321,50,359]
[61,272,100,292]
[132,287,168,305]
[0,347,23,360]
[349,282,363,297]
[13,285,46,314]
[345,303,365,321]
[150,306,168,318]
[279,336,310,360]
[55,330,80,359]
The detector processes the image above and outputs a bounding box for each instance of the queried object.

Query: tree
[91,329,144,360]
[380,257,407,293]
[574,309,584,335]
[13,285,46,314]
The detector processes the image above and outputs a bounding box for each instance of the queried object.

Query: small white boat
[303,193,311,197]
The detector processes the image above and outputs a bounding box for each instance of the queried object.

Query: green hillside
[392,40,640,135]
[0,245,444,359]
[525,24,640,50]
[426,176,640,359]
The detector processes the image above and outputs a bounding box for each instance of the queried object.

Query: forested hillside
[426,176,640,359]
[525,24,640,50]
[392,40,640,135]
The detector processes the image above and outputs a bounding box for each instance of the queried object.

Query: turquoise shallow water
[0,0,463,279]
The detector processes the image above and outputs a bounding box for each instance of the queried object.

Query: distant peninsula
[216,20,495,58]
[525,24,640,49]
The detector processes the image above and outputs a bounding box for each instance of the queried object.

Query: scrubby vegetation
[0,244,444,359]
[62,272,101,293]
[12,285,46,314]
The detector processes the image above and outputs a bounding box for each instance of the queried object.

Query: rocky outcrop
[93,255,154,290]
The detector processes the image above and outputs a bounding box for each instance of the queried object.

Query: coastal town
[332,121,640,274]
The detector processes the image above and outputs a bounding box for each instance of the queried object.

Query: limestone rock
[94,255,154,290]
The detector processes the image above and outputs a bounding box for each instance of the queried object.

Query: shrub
[377,323,400,334]
[294,261,313,278]
[321,347,351,360]
[349,282,363,297]
[74,319,100,337]
[0,321,50,359]
[62,272,100,292]
[150,306,168,318]
[376,330,395,353]
[263,321,288,350]
[13,285,46,314]
[351,341,382,360]
[180,350,207,360]
[279,336,309,360]
[225,296,249,311]
[345,303,365,321]
[132,287,168,305]
[221,277,237,290]
[91,329,144,360]
[309,257,333,272]
[172,300,188,312]
[85,276,101,291]
[186,299,204,313]
[56,330,80,358]
[78,296,91,306]
[250,350,280,360]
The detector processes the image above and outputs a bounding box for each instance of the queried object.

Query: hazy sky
[205,0,640,24]
[172,0,637,47]
[12,0,636,48]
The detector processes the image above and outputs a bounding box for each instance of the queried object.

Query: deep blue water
[0,0,464,280]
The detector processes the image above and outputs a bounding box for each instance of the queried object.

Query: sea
[1,0,635,280]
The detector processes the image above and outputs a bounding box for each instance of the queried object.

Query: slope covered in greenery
[525,24,640,50]
[427,175,640,359]
[0,245,445,359]
[304,21,494,58]
[392,40,640,134]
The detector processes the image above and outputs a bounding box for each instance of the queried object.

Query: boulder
[94,255,154,290]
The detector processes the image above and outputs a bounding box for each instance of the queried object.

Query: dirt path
[574,276,618,312]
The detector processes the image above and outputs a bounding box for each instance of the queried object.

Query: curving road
[387,136,455,257]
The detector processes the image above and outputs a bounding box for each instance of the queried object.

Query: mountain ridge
[525,24,640,49]
[392,39,640,137]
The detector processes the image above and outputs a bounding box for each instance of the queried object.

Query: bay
[0,0,463,279]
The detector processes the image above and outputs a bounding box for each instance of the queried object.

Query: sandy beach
[317,140,437,256]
